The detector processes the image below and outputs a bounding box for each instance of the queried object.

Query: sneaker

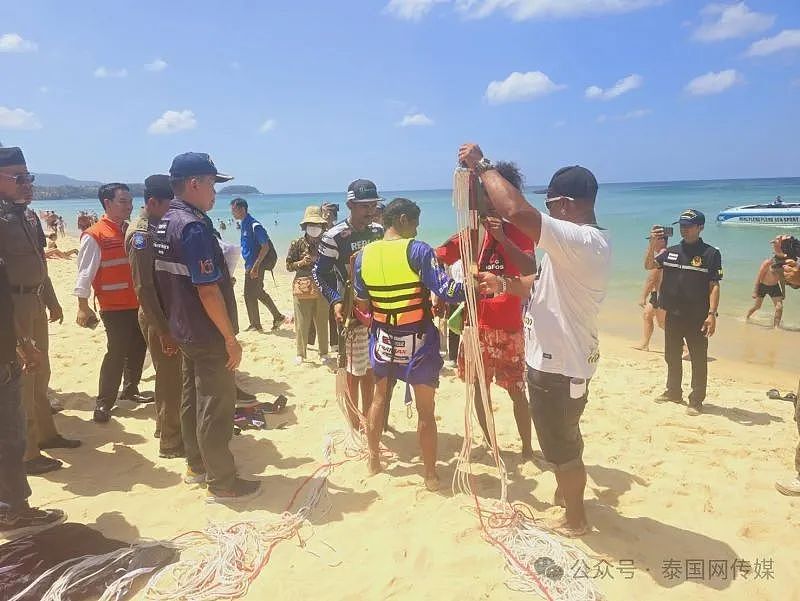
[318,354,329,363]
[272,315,287,331]
[294,355,303,365]
[159,446,185,459]
[0,507,66,539]
[206,478,262,504]
[93,406,111,423]
[444,359,457,369]
[39,435,81,450]
[25,456,63,475]
[775,477,800,496]
[654,391,682,404]
[686,405,702,416]
[184,467,207,486]
[118,392,154,404]
[245,324,263,332]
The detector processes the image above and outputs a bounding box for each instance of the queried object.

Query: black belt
[10,283,44,295]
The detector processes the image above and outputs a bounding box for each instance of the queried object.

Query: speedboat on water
[716,196,800,227]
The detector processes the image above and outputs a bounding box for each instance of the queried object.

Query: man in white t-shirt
[459,143,611,537]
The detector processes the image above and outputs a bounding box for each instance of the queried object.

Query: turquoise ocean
[43,177,800,372]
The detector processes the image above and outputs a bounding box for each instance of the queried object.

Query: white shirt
[73,235,101,299]
[524,213,611,379]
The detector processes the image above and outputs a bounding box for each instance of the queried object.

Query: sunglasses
[544,195,575,210]
[0,173,35,185]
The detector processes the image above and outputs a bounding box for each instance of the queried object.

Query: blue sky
[1,0,798,192]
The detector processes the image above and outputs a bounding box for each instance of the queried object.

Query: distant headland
[30,173,260,200]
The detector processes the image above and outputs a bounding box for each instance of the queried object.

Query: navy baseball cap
[535,165,598,201]
[674,209,705,226]
[144,174,174,200]
[0,147,26,167]
[346,179,382,203]
[169,152,233,183]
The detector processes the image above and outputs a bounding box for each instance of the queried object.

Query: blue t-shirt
[239,213,271,270]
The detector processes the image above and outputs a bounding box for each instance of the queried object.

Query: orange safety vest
[83,215,139,311]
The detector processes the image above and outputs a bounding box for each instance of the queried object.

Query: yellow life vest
[360,238,429,327]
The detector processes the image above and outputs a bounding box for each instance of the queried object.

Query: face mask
[305,225,323,238]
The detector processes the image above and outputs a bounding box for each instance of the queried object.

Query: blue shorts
[369,320,442,388]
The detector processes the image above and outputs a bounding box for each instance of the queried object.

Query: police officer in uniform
[126,175,183,458]
[0,147,79,476]
[154,153,260,502]
[646,209,722,416]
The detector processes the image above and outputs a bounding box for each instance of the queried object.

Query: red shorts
[457,327,525,393]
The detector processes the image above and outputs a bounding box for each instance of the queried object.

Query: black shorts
[527,368,590,471]
[648,291,660,309]
[757,283,783,299]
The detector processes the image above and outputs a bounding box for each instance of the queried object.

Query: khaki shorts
[345,325,370,377]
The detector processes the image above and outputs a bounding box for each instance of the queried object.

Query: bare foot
[633,343,649,352]
[549,517,590,538]
[424,474,440,492]
[368,457,382,476]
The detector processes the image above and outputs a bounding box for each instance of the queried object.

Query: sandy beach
[18,235,800,601]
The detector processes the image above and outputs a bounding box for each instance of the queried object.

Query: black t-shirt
[0,259,17,364]
[655,238,722,320]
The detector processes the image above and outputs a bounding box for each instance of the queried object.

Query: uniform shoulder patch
[132,232,148,250]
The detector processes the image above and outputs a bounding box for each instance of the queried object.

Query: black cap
[0,147,26,168]
[169,152,233,182]
[346,179,382,203]
[144,174,174,201]
[535,165,598,201]
[674,209,705,226]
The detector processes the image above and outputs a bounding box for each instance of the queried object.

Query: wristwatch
[473,157,495,175]
[708,311,719,317]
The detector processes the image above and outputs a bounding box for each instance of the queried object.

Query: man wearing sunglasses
[460,143,611,538]
[0,147,80,477]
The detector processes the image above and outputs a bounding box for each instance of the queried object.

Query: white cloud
[147,110,197,134]
[398,113,434,126]
[144,58,168,72]
[456,0,664,21]
[94,66,128,78]
[693,2,774,42]
[585,74,642,100]
[486,71,565,104]
[259,119,277,133]
[0,106,42,130]
[596,108,651,123]
[685,69,742,95]
[385,0,446,20]
[746,29,800,57]
[0,33,37,52]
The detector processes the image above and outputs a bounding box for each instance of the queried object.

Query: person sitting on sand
[746,241,786,328]
[44,233,78,259]
[354,198,466,491]
[635,267,665,351]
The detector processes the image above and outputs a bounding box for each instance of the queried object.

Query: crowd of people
[1,142,799,544]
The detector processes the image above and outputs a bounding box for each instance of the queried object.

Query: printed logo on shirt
[690,256,703,267]
[542,352,552,360]
[446,281,458,296]
[350,239,371,252]
[132,232,147,250]
[667,252,679,260]
[199,258,214,275]
[587,347,600,364]
[523,313,533,330]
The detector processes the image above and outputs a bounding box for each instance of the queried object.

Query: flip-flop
[548,520,591,538]
[766,389,781,400]
[786,392,797,403]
